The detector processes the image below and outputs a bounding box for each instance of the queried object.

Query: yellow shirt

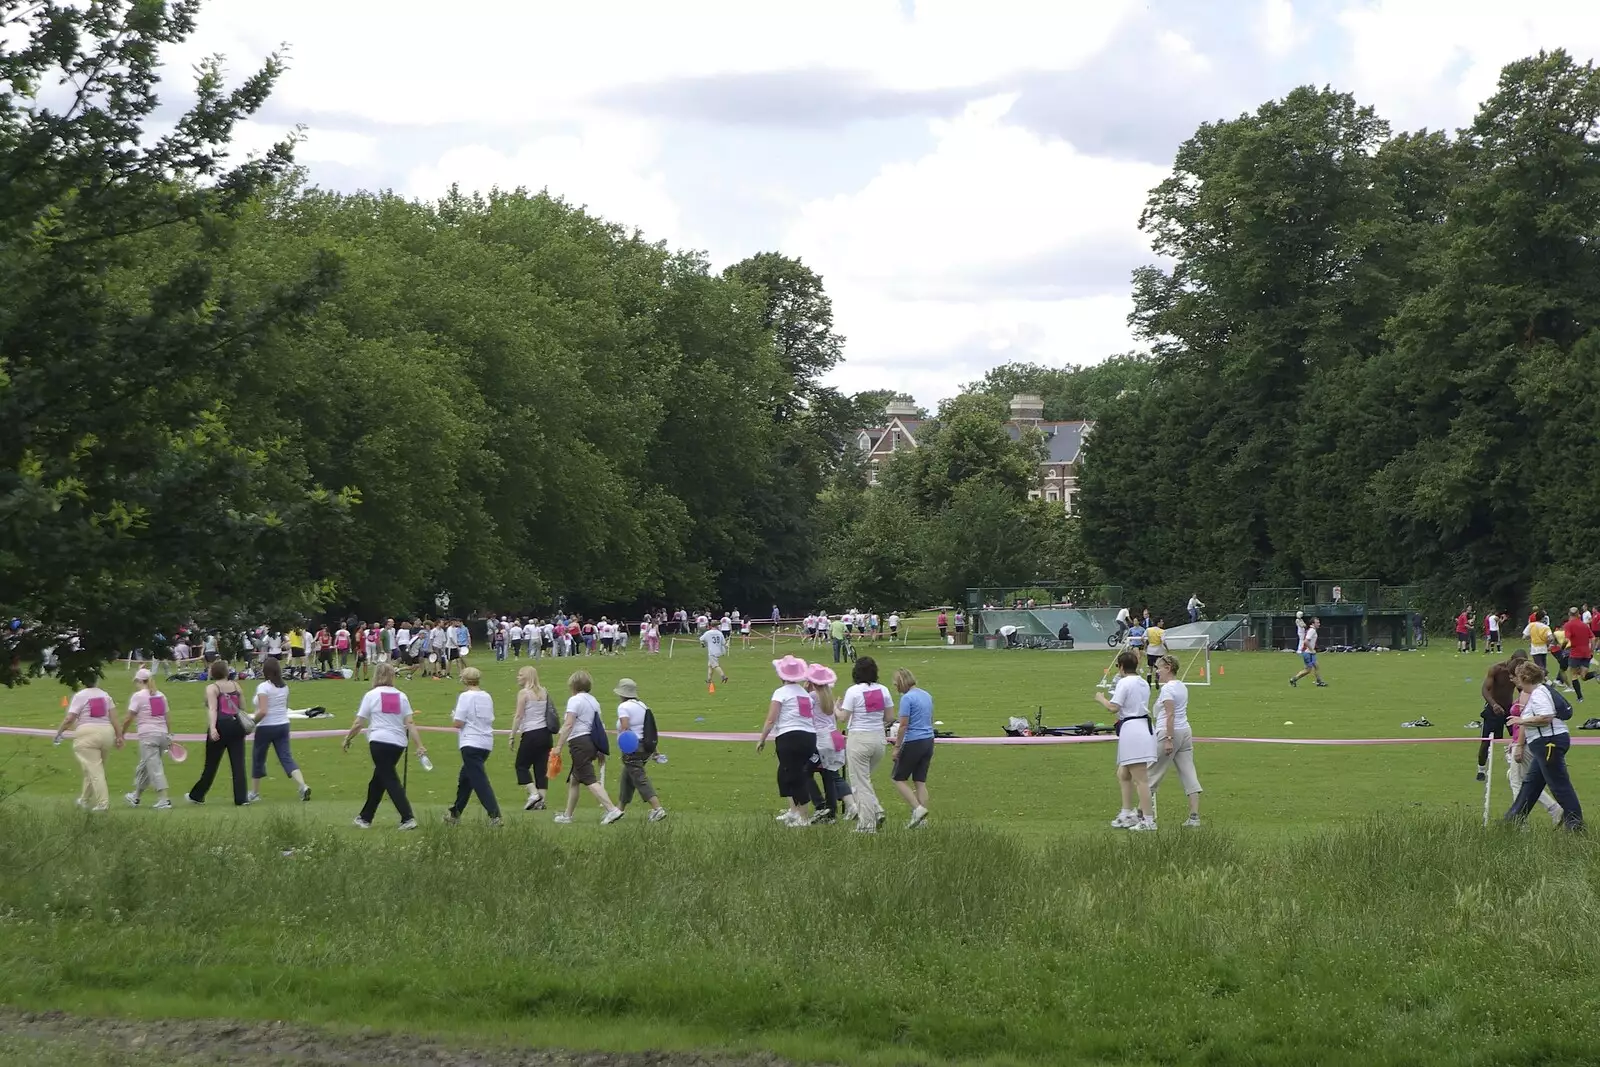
[1526,621,1551,653]
[1146,626,1166,653]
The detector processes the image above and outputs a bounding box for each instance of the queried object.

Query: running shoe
[1110,812,1139,828]
[1181,814,1201,828]
[397,819,418,831]
[152,799,173,810]
[907,805,929,829]
[352,817,372,829]
[442,811,459,826]
[601,808,626,825]
[124,792,140,807]
[553,814,574,824]
[648,807,668,822]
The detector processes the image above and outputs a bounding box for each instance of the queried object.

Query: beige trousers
[1148,726,1202,796]
[133,735,170,793]
[73,722,115,808]
[845,731,887,827]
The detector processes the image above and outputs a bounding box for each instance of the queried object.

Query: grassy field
[3,627,1599,1066]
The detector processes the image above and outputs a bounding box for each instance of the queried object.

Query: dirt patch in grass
[0,1009,804,1067]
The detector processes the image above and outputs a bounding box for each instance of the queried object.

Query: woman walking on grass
[552,670,625,825]
[52,681,123,812]
[185,659,250,807]
[838,656,894,833]
[510,666,556,811]
[1505,660,1585,830]
[805,663,854,823]
[444,666,501,826]
[121,667,172,809]
[1147,655,1201,827]
[341,662,427,830]
[250,656,311,804]
[757,655,820,827]
[890,668,934,829]
[1098,649,1156,831]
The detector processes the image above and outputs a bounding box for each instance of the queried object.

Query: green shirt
[830,618,846,640]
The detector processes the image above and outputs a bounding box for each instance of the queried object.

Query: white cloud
[1337,0,1600,131]
[404,121,687,248]
[789,95,1167,406]
[1157,31,1213,74]
[1258,0,1305,58]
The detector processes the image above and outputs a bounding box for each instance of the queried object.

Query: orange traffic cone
[708,683,716,694]
[60,697,69,708]
[1218,665,1225,677]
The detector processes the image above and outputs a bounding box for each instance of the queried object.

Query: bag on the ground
[640,704,659,755]
[1546,684,1575,721]
[543,695,560,733]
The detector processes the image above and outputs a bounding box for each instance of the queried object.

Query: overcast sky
[170,0,1600,408]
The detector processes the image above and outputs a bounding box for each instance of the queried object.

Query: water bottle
[418,754,434,772]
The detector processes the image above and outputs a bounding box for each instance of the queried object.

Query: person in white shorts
[1147,654,1201,826]
[1096,649,1156,830]
[701,625,729,684]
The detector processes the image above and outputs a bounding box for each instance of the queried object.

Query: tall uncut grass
[4,810,1600,1065]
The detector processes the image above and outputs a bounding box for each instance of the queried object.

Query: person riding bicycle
[1114,606,1132,641]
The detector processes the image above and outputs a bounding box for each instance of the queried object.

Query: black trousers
[190,714,248,805]
[1479,705,1508,766]
[1506,734,1584,830]
[451,746,500,818]
[360,741,414,823]
[775,730,819,804]
[514,728,553,788]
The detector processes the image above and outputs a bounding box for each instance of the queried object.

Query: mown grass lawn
[3,631,1597,1066]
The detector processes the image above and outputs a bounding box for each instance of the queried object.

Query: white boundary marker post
[1482,737,1493,828]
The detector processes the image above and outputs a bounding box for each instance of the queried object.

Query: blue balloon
[617,729,640,755]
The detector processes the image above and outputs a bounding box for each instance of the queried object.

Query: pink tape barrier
[6,725,1599,746]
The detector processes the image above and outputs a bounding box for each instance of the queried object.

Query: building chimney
[884,397,919,418]
[1009,394,1044,423]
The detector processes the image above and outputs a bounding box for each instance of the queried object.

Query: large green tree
[0,0,344,685]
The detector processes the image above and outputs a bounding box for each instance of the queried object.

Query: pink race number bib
[86,696,109,719]
[379,691,403,715]
[149,695,168,719]
[864,689,886,712]
[798,696,813,719]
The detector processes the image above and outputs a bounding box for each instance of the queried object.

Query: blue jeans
[1506,733,1584,830]
[251,722,298,779]
[831,638,843,663]
[1189,608,1199,623]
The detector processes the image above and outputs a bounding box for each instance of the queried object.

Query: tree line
[6,4,1596,684]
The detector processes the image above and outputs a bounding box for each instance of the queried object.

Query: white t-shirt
[1301,627,1319,654]
[395,627,412,649]
[1108,674,1151,723]
[696,614,709,630]
[616,698,649,737]
[720,615,732,632]
[888,614,900,629]
[771,683,816,735]
[1489,615,1501,634]
[453,690,495,749]
[701,629,727,659]
[1116,608,1131,624]
[1521,684,1569,743]
[253,681,290,727]
[840,682,894,734]
[565,692,601,741]
[357,686,414,747]
[1156,679,1190,733]
[509,624,523,641]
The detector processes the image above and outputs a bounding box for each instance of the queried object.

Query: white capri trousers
[133,735,171,792]
[1148,726,1202,796]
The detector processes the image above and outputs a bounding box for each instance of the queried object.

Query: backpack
[588,710,609,756]
[543,695,560,733]
[640,704,658,755]
[1546,684,1575,721]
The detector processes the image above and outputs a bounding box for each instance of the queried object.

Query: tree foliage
[1080,52,1600,621]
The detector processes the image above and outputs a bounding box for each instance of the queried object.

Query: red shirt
[1564,618,1594,660]
[1456,613,1469,634]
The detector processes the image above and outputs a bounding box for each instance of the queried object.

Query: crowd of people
[48,643,949,832]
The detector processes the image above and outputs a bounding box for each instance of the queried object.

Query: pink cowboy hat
[772,655,809,683]
[805,663,837,687]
